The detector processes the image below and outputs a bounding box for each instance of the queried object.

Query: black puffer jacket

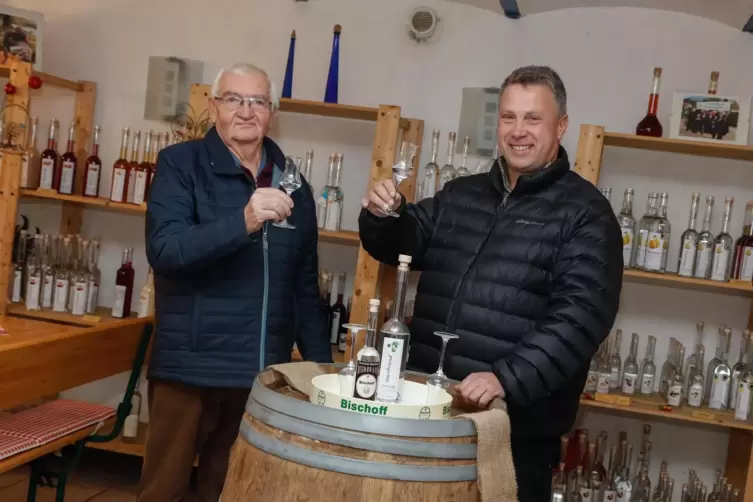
[358,147,623,440]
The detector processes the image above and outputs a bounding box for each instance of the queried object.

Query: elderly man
[139,63,332,502]
[358,66,623,501]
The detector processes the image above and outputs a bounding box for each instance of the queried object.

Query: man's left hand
[455,372,505,409]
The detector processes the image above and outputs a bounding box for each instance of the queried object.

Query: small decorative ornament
[4,83,16,95]
[28,75,42,90]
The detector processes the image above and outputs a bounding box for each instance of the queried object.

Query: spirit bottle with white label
[709,327,732,410]
[57,122,77,194]
[639,335,656,396]
[596,346,612,395]
[11,231,27,304]
[454,136,472,178]
[677,192,700,277]
[609,329,623,390]
[687,344,705,408]
[52,236,72,313]
[694,196,715,279]
[70,239,90,316]
[438,132,457,191]
[634,193,658,269]
[41,236,56,310]
[585,353,599,394]
[39,119,59,190]
[667,345,685,407]
[615,442,633,502]
[24,235,42,311]
[110,127,131,202]
[600,187,612,205]
[732,201,753,281]
[20,116,40,189]
[111,248,135,318]
[643,192,671,273]
[659,338,677,397]
[621,333,639,395]
[710,196,734,282]
[735,338,753,422]
[618,189,637,269]
[705,326,725,403]
[132,131,151,205]
[126,130,141,204]
[376,254,412,403]
[83,126,102,197]
[86,237,101,314]
[301,149,314,182]
[354,299,381,401]
[731,330,749,409]
[323,153,344,231]
[316,154,334,229]
[421,129,440,199]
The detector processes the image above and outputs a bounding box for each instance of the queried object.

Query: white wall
[9,0,753,496]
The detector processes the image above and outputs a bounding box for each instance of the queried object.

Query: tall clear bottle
[609,329,623,391]
[86,237,101,314]
[687,343,705,408]
[317,155,334,229]
[52,236,72,313]
[41,235,56,310]
[618,189,637,269]
[454,136,472,178]
[376,254,412,403]
[421,129,440,199]
[70,239,90,316]
[639,335,657,396]
[11,231,27,303]
[323,153,344,231]
[731,330,750,410]
[643,192,671,273]
[621,333,640,395]
[732,201,753,281]
[694,196,715,279]
[667,345,685,407]
[710,196,734,282]
[438,132,457,190]
[634,193,658,269]
[20,116,40,189]
[301,149,314,182]
[25,235,43,311]
[677,192,701,277]
[354,299,381,401]
[709,327,732,410]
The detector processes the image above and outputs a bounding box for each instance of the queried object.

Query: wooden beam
[0,154,22,315]
[574,124,605,185]
[72,82,96,196]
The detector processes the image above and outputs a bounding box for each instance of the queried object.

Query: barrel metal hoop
[239,418,477,482]
[248,397,477,460]
[249,371,477,438]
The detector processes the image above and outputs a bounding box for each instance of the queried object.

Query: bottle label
[324,195,343,231]
[735,383,752,421]
[376,336,405,402]
[621,372,637,395]
[580,487,593,502]
[20,154,30,188]
[354,360,379,400]
[133,171,148,205]
[635,229,649,267]
[731,373,742,410]
[438,170,453,190]
[26,276,41,311]
[688,384,703,407]
[709,374,730,410]
[53,278,69,312]
[621,228,633,266]
[40,158,54,189]
[329,311,341,344]
[60,160,75,194]
[423,170,436,198]
[640,374,654,395]
[126,169,137,203]
[584,370,598,392]
[678,236,696,276]
[316,189,328,229]
[609,368,620,389]
[694,244,712,278]
[71,280,88,315]
[596,372,611,394]
[112,284,127,317]
[642,232,665,271]
[85,163,100,196]
[711,243,731,281]
[740,246,753,282]
[42,275,54,308]
[616,483,632,502]
[87,281,99,313]
[667,383,682,406]
[110,168,126,201]
[603,489,617,502]
[11,269,22,302]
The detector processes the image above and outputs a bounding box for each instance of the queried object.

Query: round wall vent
[409,7,438,42]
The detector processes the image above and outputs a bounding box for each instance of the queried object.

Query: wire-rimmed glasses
[273,156,303,230]
[426,331,459,404]
[378,141,418,218]
[339,323,366,397]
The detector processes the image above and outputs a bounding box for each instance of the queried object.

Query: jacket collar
[203,126,286,176]
[489,145,570,197]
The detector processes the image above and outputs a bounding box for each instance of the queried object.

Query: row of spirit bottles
[418,130,475,200]
[319,268,352,353]
[315,152,345,231]
[110,127,171,205]
[606,188,752,282]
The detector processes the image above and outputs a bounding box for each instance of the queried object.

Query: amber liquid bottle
[83,126,102,198]
[57,122,77,194]
[635,67,663,137]
[132,131,151,205]
[732,201,753,282]
[39,119,59,190]
[111,247,135,319]
[110,127,130,202]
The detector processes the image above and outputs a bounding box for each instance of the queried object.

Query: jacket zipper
[260,222,269,371]
[444,192,510,332]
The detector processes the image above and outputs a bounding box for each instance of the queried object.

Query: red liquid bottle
[132,131,151,206]
[110,127,130,202]
[111,247,135,318]
[39,119,59,190]
[145,132,161,201]
[57,122,77,194]
[732,201,753,281]
[83,125,102,197]
[636,67,663,137]
[126,130,141,204]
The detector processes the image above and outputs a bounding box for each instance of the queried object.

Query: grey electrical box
[457,87,500,157]
[144,56,204,121]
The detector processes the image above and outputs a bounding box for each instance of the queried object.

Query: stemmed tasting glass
[339,323,366,397]
[379,141,418,218]
[426,331,459,404]
[273,156,303,230]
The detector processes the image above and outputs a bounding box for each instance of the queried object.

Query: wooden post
[189,84,211,120]
[574,124,605,185]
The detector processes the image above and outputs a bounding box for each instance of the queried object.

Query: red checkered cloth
[0,431,38,459]
[0,399,115,460]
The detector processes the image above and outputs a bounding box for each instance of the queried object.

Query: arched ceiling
[448,0,753,32]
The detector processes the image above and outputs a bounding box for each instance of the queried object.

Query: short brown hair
[500,66,567,116]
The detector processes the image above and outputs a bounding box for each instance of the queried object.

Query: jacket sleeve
[145,150,253,277]
[492,204,623,407]
[357,189,445,269]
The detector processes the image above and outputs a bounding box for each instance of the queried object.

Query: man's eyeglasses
[214,94,272,112]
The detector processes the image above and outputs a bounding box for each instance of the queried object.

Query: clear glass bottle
[52,236,72,313]
[323,153,344,231]
[618,189,637,269]
[41,235,56,310]
[454,136,472,178]
[643,192,671,273]
[20,115,40,189]
[70,239,90,316]
[659,338,677,397]
[376,254,412,403]
[634,193,658,269]
[694,196,715,279]
[24,235,43,311]
[438,132,457,190]
[731,330,749,409]
[354,299,381,401]
[732,201,753,281]
[687,344,705,408]
[86,237,101,314]
[600,187,613,205]
[11,231,27,304]
[596,347,612,395]
[667,345,685,407]
[710,196,734,282]
[585,353,599,394]
[609,329,623,391]
[706,326,725,403]
[317,154,334,229]
[301,149,314,182]
[677,192,701,277]
[685,321,705,390]
[639,335,657,396]
[734,333,753,422]
[709,327,732,410]
[615,442,633,501]
[621,333,640,395]
[421,129,440,199]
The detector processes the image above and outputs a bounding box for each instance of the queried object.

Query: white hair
[211,63,280,110]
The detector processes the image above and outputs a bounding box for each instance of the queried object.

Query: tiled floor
[0,450,145,501]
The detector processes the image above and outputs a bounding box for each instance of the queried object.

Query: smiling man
[139,63,331,502]
[358,65,623,501]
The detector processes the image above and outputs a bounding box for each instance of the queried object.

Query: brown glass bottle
[732,201,753,282]
[110,127,130,202]
[635,67,663,137]
[111,248,135,318]
[132,131,151,205]
[57,122,77,194]
[83,125,102,197]
[39,119,59,190]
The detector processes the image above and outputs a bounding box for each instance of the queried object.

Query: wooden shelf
[603,132,753,162]
[318,229,360,246]
[623,269,753,297]
[280,98,379,122]
[21,189,146,215]
[0,63,83,92]
[581,393,753,432]
[6,304,140,328]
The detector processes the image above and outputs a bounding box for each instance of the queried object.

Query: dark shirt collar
[489,145,570,196]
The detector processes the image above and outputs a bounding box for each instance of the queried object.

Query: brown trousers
[136,378,251,502]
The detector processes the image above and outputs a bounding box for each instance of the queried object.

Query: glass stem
[348,330,358,365]
[437,339,449,375]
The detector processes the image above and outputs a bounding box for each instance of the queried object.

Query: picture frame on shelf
[0,5,43,71]
[668,91,751,146]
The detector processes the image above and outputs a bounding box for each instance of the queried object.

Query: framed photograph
[669,92,751,146]
[0,5,43,71]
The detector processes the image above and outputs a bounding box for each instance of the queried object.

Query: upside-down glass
[426,331,459,404]
[273,156,303,230]
[339,323,367,397]
[379,141,418,218]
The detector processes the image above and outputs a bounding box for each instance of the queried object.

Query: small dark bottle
[111,247,135,318]
[39,119,59,190]
[329,271,347,351]
[83,125,102,198]
[57,122,77,194]
[635,67,663,137]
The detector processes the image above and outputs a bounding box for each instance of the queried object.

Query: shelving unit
[575,123,753,501]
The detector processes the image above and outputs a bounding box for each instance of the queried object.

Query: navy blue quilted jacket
[145,127,333,388]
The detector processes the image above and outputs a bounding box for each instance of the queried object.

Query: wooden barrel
[221,364,481,502]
